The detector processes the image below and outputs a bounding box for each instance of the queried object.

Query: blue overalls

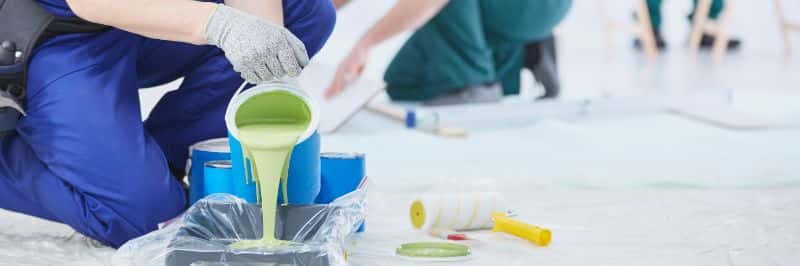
[0,0,335,248]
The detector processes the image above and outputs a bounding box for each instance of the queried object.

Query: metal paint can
[225,81,321,205]
[228,132,321,204]
[203,160,234,197]
[317,152,366,232]
[188,138,230,204]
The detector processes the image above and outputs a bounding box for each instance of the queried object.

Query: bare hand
[325,45,369,99]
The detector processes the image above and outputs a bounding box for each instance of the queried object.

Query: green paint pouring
[228,90,312,249]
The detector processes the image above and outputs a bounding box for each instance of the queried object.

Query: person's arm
[333,0,352,10]
[325,0,449,99]
[225,0,283,25]
[66,0,308,84]
[357,0,448,51]
[66,0,217,45]
[65,0,285,45]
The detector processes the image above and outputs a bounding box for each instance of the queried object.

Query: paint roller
[366,103,468,138]
[409,192,551,247]
[491,212,551,246]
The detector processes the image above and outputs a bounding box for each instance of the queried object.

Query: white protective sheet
[2,105,799,266]
[337,102,800,265]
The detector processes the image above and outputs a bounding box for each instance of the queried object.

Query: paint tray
[113,192,366,266]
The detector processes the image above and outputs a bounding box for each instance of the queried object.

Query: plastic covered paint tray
[115,193,366,266]
[165,201,332,265]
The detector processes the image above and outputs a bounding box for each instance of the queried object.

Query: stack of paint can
[187,142,367,202]
[187,138,231,204]
[187,136,321,205]
[187,138,368,232]
[185,82,369,231]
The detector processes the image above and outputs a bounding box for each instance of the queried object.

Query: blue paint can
[228,132,320,204]
[317,152,366,232]
[225,81,321,205]
[187,138,230,204]
[203,160,234,196]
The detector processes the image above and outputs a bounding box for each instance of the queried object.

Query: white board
[296,63,386,134]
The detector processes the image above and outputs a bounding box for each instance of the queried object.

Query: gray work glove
[204,5,309,84]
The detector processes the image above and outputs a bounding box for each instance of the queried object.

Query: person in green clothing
[325,0,572,105]
[635,0,741,50]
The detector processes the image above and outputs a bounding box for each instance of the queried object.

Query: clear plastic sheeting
[113,190,366,266]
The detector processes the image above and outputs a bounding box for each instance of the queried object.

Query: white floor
[2,1,800,265]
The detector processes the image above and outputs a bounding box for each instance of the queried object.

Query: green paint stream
[228,90,311,249]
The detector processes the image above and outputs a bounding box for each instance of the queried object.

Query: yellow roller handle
[491,212,551,246]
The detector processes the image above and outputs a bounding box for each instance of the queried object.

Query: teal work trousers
[384,0,571,101]
[646,0,725,30]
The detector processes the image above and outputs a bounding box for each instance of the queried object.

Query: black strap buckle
[0,0,53,133]
[0,0,109,134]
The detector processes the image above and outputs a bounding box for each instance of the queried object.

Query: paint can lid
[321,152,365,160]
[204,160,232,169]
[189,138,230,155]
[396,242,471,258]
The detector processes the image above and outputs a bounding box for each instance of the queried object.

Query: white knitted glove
[204,5,309,84]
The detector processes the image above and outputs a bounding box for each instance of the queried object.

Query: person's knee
[93,183,185,248]
[121,165,186,226]
[284,0,337,57]
[72,151,186,247]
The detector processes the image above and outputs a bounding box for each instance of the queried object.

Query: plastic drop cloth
[113,190,366,266]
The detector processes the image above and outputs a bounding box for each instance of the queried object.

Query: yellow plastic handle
[491,212,551,246]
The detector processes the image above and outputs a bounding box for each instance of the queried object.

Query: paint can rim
[320,152,365,159]
[224,81,320,144]
[189,138,230,156]
[205,160,233,169]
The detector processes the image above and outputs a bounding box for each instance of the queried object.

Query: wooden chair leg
[689,0,713,57]
[712,0,734,63]
[775,0,792,56]
[635,0,658,62]
[597,0,616,61]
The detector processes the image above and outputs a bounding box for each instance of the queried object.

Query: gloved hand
[204,5,309,84]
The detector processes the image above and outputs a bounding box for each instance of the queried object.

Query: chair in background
[775,0,799,57]
[688,0,735,62]
[598,0,659,62]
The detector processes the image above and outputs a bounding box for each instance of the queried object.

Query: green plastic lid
[396,242,471,258]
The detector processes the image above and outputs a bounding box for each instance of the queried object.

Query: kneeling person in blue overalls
[0,0,335,247]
